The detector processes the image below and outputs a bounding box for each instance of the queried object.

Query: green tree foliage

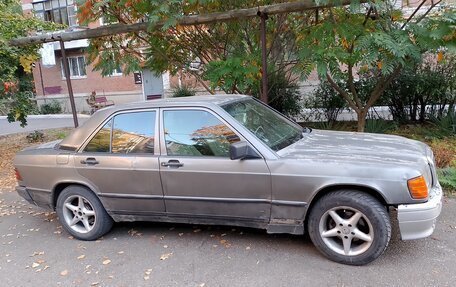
[78,0,455,131]
[297,1,455,131]
[0,0,58,126]
[79,0,305,97]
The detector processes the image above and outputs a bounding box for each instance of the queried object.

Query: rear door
[74,109,165,216]
[158,107,271,222]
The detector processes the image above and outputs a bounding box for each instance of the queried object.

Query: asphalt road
[0,189,455,287]
[0,115,89,136]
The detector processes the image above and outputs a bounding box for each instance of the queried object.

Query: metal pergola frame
[11,0,358,128]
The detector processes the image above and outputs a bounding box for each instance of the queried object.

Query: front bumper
[397,184,443,240]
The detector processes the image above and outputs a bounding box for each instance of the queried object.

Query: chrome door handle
[80,157,99,165]
[161,160,184,168]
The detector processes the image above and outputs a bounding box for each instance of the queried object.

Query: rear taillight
[15,168,23,181]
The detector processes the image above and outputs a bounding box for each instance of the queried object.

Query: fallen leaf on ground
[160,253,172,260]
[144,276,150,280]
[60,270,68,276]
[102,259,111,265]
[32,262,40,268]
[77,255,85,260]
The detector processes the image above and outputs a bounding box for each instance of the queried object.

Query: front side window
[111,112,156,154]
[163,110,240,157]
[61,56,86,78]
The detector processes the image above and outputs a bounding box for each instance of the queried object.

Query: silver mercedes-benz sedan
[14,95,442,265]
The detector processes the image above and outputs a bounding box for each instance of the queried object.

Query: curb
[0,114,90,120]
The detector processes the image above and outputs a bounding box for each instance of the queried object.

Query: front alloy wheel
[308,190,391,265]
[319,206,374,256]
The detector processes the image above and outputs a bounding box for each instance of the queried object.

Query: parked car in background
[14,95,442,265]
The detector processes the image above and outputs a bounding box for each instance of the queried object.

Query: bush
[304,80,346,123]
[429,111,456,137]
[437,168,456,195]
[171,86,196,98]
[382,53,456,124]
[364,119,396,134]
[40,100,62,114]
[263,72,302,117]
[429,140,456,168]
[26,130,44,143]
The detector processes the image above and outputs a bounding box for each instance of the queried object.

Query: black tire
[307,190,391,265]
[56,185,113,240]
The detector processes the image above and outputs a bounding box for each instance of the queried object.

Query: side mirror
[229,141,261,160]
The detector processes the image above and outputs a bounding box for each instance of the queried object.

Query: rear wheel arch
[52,182,99,210]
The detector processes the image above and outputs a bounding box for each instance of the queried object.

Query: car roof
[59,94,250,150]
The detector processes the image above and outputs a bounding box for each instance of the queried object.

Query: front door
[74,110,165,216]
[159,108,271,223]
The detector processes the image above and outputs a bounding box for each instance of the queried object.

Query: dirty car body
[14,95,443,265]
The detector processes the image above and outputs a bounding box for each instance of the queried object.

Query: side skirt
[108,210,305,235]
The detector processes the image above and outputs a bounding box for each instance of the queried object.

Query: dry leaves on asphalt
[0,129,71,190]
[160,253,172,260]
[102,259,111,265]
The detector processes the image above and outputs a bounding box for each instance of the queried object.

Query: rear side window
[83,111,156,154]
[111,111,156,154]
[84,120,112,152]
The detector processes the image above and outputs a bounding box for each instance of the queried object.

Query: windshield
[222,98,303,151]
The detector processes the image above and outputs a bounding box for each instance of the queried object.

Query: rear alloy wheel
[308,190,391,265]
[56,186,113,240]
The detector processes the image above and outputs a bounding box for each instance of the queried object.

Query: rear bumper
[397,184,443,240]
[16,186,51,209]
[16,186,35,205]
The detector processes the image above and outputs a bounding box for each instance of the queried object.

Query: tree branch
[326,72,359,111]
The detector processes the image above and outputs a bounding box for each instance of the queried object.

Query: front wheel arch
[305,184,389,223]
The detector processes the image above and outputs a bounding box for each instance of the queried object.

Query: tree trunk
[356,110,367,132]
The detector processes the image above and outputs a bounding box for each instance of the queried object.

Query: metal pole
[258,11,268,104]
[38,62,46,103]
[59,40,79,128]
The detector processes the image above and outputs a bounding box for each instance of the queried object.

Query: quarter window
[163,110,240,157]
[111,112,156,154]
[84,120,112,152]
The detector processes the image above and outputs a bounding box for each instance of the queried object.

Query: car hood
[277,129,429,167]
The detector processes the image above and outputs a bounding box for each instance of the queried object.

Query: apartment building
[21,0,167,113]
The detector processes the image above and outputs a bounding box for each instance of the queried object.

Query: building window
[33,0,77,27]
[109,66,123,76]
[61,56,87,78]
